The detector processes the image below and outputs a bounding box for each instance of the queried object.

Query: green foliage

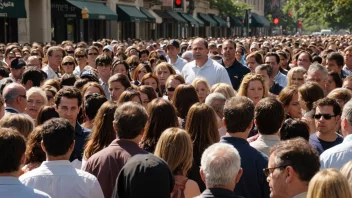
[210,0,253,16]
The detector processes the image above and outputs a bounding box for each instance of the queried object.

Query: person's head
[113,101,148,140]
[154,128,193,176]
[205,92,226,119]
[74,47,88,66]
[255,64,273,86]
[41,85,57,106]
[296,51,312,70]
[264,52,281,76]
[267,138,320,198]
[25,87,47,120]
[141,98,178,152]
[185,102,220,153]
[0,128,26,175]
[36,105,60,126]
[2,83,27,113]
[238,73,268,105]
[306,63,328,90]
[41,118,75,159]
[298,82,325,111]
[47,46,65,69]
[114,153,174,198]
[287,66,306,87]
[96,54,113,79]
[81,82,106,98]
[255,98,284,135]
[25,126,46,165]
[192,77,210,103]
[87,46,99,67]
[200,143,242,189]
[166,40,180,58]
[83,93,107,121]
[326,71,342,94]
[116,88,142,105]
[181,50,194,62]
[153,62,176,86]
[139,49,150,62]
[341,160,352,189]
[172,84,199,119]
[280,119,310,141]
[108,73,131,101]
[210,83,236,99]
[344,46,352,67]
[165,74,185,100]
[61,56,76,74]
[307,169,352,198]
[313,97,341,135]
[26,55,42,70]
[111,60,130,78]
[343,76,352,91]
[84,101,117,159]
[326,52,344,73]
[192,38,209,62]
[221,39,236,61]
[132,63,152,82]
[327,88,352,110]
[246,52,263,72]
[278,86,302,119]
[224,96,254,134]
[54,86,82,127]
[141,73,160,94]
[139,85,157,108]
[60,73,77,87]
[43,79,60,91]
[0,113,34,138]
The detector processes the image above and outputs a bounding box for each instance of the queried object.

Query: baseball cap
[10,58,26,69]
[166,40,180,48]
[80,69,99,82]
[103,45,113,52]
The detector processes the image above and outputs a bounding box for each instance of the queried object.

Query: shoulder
[75,169,99,181]
[26,187,51,198]
[19,167,43,182]
[184,179,201,198]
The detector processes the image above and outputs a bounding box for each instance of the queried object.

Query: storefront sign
[0,0,26,18]
[51,0,80,18]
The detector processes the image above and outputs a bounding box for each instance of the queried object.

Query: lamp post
[246,9,251,37]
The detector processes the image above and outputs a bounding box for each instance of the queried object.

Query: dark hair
[246,52,263,64]
[298,82,325,111]
[224,96,254,132]
[256,64,273,77]
[328,71,343,88]
[297,51,313,63]
[140,98,179,153]
[139,49,150,58]
[108,73,131,90]
[55,86,82,107]
[132,63,153,82]
[255,98,284,135]
[112,60,131,80]
[327,52,344,67]
[139,85,158,102]
[96,54,112,66]
[25,126,46,164]
[84,93,107,120]
[74,78,89,90]
[41,118,75,156]
[280,119,310,141]
[172,84,199,119]
[113,102,148,139]
[0,128,26,173]
[313,97,342,116]
[312,56,322,64]
[270,138,320,182]
[36,106,60,126]
[117,88,142,104]
[60,74,77,87]
[21,69,45,87]
[265,52,280,64]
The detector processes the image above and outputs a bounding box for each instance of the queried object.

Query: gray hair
[342,100,352,123]
[181,51,194,61]
[201,143,241,186]
[3,83,25,104]
[205,93,226,106]
[26,87,48,105]
[307,63,328,77]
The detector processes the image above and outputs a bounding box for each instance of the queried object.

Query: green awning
[194,16,205,27]
[166,11,186,23]
[153,10,186,23]
[251,12,270,27]
[211,15,227,27]
[0,0,26,18]
[116,5,147,22]
[179,13,199,27]
[198,13,217,27]
[140,8,156,23]
[230,16,244,28]
[66,0,117,20]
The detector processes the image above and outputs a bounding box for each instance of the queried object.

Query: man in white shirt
[181,38,231,86]
[20,118,104,198]
[320,100,352,169]
[167,40,187,72]
[42,46,64,80]
[0,128,50,198]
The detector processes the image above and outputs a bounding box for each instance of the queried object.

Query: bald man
[3,83,27,113]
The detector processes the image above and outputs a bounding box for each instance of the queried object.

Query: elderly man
[3,83,27,113]
[306,63,328,94]
[197,143,243,198]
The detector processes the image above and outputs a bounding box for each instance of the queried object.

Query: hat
[10,58,26,69]
[166,40,180,48]
[113,154,174,198]
[80,69,99,82]
[103,45,113,52]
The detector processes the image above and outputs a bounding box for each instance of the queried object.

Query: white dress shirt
[42,65,59,80]
[320,134,352,170]
[20,160,104,198]
[249,134,280,156]
[274,71,287,88]
[181,57,232,86]
[0,176,50,198]
[343,65,352,76]
[168,56,187,72]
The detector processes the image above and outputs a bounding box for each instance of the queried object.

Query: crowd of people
[1,35,352,198]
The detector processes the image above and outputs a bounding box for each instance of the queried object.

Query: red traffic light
[175,0,181,5]
[298,21,303,25]
[273,18,279,25]
[289,11,292,16]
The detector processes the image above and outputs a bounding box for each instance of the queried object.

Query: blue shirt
[309,132,344,155]
[220,136,270,198]
[220,59,251,91]
[274,71,287,88]
[0,176,50,198]
[70,122,91,162]
[320,134,352,169]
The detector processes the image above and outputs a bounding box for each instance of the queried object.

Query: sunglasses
[167,87,175,92]
[88,53,98,56]
[46,95,53,100]
[313,114,336,120]
[66,50,74,54]
[63,62,74,66]
[75,55,85,58]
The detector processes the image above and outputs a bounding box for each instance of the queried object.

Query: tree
[210,0,253,16]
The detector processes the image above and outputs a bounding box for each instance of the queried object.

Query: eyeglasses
[167,87,175,92]
[314,114,336,120]
[63,62,74,66]
[97,64,111,67]
[75,55,85,58]
[263,165,291,177]
[88,53,98,56]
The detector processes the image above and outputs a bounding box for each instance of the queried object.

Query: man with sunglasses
[309,98,343,155]
[266,138,320,198]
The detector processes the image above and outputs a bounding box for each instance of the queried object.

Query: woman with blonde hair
[25,87,48,120]
[154,128,201,198]
[341,160,352,189]
[210,83,236,99]
[192,78,210,103]
[307,168,352,198]
[154,62,176,93]
[237,73,268,105]
[60,55,76,75]
[327,88,352,110]
[0,113,34,137]
[287,66,306,87]
[185,103,220,192]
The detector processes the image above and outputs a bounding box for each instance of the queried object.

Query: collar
[41,160,72,167]
[5,106,20,113]
[0,177,22,185]
[110,138,139,147]
[343,134,352,142]
[192,57,212,68]
[75,121,83,135]
[204,188,236,195]
[221,136,249,145]
[168,56,180,65]
[47,65,58,73]
[99,78,108,85]
[274,71,284,79]
[257,134,281,141]
[292,192,307,198]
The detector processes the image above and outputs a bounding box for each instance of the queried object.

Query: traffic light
[298,21,303,29]
[173,0,183,12]
[273,18,279,25]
